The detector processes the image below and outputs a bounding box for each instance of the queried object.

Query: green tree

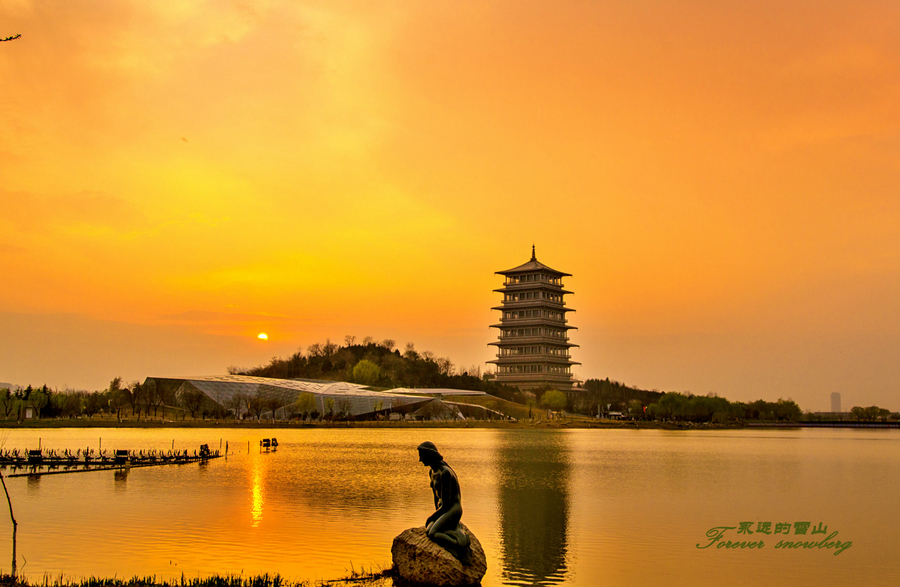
[83,392,105,418]
[351,360,381,386]
[0,390,15,419]
[294,393,317,420]
[628,399,644,420]
[541,389,568,410]
[774,398,801,421]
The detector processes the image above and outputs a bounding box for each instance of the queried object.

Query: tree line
[0,378,198,421]
[233,339,819,423]
[234,336,522,398]
[571,379,805,422]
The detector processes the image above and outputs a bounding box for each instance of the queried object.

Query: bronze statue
[417,441,472,563]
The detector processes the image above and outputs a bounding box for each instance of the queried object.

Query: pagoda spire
[531,244,536,261]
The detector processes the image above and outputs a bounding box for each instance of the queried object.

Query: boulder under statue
[391,441,487,586]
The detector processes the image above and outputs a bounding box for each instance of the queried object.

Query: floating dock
[0,444,221,477]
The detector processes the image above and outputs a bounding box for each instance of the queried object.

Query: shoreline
[0,418,741,430]
[0,418,890,431]
[0,419,857,430]
[0,570,392,587]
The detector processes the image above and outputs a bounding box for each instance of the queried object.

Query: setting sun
[257,333,268,341]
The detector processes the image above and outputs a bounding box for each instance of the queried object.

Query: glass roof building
[143,375,444,419]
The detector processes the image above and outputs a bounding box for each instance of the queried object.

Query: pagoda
[488,247,579,391]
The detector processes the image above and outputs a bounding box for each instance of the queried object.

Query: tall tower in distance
[831,392,841,413]
[488,246,580,391]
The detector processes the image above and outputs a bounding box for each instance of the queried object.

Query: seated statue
[417,441,472,564]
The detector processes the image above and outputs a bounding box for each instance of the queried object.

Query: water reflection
[250,456,264,527]
[114,467,128,491]
[26,473,40,493]
[497,431,571,586]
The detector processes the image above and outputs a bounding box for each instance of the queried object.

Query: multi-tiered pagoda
[488,247,579,391]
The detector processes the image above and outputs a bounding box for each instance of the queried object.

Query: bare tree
[344,334,356,347]
[180,389,205,418]
[227,392,249,419]
[336,398,352,420]
[146,384,165,416]
[130,381,147,416]
[436,357,454,376]
[247,390,266,420]
[264,396,281,420]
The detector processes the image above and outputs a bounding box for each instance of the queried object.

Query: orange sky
[2,1,899,410]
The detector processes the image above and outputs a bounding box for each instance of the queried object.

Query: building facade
[488,247,579,390]
[831,392,842,413]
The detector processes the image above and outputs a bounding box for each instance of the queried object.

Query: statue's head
[417,441,442,465]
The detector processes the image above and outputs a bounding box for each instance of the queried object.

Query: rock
[392,523,487,586]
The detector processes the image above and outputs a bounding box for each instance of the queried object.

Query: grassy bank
[0,570,392,587]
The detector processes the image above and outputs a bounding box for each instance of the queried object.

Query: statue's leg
[426,507,470,563]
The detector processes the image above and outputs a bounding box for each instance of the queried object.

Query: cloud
[160,310,288,323]
[0,242,27,255]
[0,189,147,232]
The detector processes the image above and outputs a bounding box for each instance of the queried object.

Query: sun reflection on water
[250,457,264,527]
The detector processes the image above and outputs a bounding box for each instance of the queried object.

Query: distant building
[831,392,842,413]
[488,247,580,391]
[141,375,493,420]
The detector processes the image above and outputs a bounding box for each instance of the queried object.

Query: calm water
[0,427,897,586]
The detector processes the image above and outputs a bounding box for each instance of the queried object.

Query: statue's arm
[425,471,440,525]
[440,470,456,509]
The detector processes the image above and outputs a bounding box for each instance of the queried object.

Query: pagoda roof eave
[489,323,578,330]
[492,287,574,295]
[490,305,576,312]
[490,357,581,365]
[488,341,580,348]
[495,258,571,277]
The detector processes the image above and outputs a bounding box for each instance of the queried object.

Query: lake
[0,427,896,586]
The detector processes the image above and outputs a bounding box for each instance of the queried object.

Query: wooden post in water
[0,470,17,577]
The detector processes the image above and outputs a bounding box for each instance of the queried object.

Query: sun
[257,333,268,341]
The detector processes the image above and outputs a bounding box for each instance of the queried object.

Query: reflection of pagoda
[497,431,571,585]
[488,247,579,390]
